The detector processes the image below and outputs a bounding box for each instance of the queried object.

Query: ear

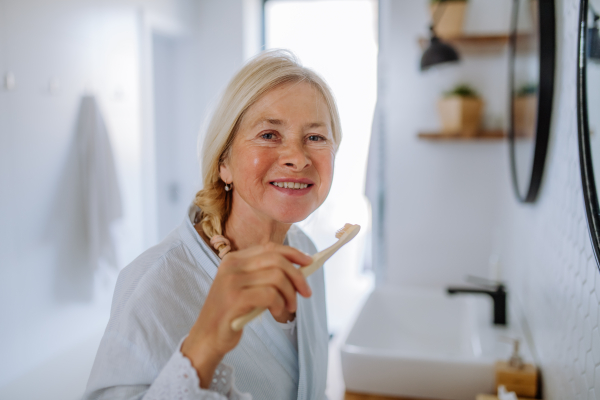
[219,163,232,184]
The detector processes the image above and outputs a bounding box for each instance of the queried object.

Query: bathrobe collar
[183,205,325,399]
[182,206,300,384]
[287,225,325,400]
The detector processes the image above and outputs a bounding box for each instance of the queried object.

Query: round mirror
[578,0,600,266]
[509,0,555,202]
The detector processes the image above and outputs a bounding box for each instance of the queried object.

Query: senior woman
[84,50,341,400]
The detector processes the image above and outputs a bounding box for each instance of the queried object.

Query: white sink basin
[340,287,532,400]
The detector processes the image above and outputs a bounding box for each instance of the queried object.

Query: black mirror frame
[577,0,600,266]
[508,0,556,203]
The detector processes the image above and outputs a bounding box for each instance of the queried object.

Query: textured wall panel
[499,0,600,398]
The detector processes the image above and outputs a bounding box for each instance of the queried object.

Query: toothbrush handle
[230,307,264,331]
[229,226,359,331]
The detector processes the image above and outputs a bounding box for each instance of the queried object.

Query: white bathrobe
[84,205,329,400]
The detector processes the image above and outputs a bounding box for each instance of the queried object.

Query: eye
[308,135,326,142]
[261,132,276,140]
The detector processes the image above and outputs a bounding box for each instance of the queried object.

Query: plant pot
[513,94,537,138]
[430,1,467,39]
[530,0,539,31]
[438,96,484,136]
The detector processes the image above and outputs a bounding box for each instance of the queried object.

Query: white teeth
[272,182,309,189]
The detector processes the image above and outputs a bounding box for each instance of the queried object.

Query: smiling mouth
[270,182,312,190]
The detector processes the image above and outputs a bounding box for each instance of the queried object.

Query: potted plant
[438,84,484,136]
[513,84,537,138]
[430,0,468,39]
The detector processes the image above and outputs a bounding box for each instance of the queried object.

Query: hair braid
[193,175,232,239]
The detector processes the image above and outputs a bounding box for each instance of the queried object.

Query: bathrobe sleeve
[143,336,251,400]
[83,241,251,400]
[87,334,250,400]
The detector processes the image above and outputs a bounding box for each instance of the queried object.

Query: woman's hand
[181,243,313,388]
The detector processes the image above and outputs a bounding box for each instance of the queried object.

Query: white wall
[379,0,514,288]
[497,0,600,397]
[0,0,146,387]
[0,0,252,396]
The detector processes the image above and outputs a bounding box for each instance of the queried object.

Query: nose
[280,140,311,171]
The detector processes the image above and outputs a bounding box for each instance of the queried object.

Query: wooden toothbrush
[230,223,361,332]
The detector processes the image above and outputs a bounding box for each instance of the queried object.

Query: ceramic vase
[430,1,467,39]
[513,94,537,138]
[438,96,484,136]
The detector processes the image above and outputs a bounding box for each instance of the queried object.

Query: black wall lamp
[420,0,461,71]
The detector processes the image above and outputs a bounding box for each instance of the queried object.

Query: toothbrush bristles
[335,223,354,239]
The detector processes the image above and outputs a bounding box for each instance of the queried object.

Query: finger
[242,253,312,298]
[236,242,313,266]
[241,269,298,312]
[272,244,313,266]
[235,286,286,318]
[266,291,286,318]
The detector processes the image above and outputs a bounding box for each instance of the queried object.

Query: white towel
[76,95,122,270]
[363,100,385,279]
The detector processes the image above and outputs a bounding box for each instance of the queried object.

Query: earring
[224,183,232,191]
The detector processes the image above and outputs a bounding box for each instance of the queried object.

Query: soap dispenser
[495,338,538,398]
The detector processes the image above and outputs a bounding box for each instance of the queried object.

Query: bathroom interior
[2,0,600,398]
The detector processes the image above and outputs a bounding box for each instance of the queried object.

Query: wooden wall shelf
[418,33,535,51]
[344,392,434,400]
[345,391,435,400]
[418,130,506,141]
[418,34,510,51]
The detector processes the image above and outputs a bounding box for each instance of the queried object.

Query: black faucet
[447,282,507,326]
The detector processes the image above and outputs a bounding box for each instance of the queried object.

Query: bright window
[265,0,377,334]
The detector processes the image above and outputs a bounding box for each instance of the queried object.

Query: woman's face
[220,81,335,224]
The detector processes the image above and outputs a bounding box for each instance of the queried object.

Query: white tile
[586,351,595,389]
[584,318,593,354]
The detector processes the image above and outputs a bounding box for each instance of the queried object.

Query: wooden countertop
[345,392,440,400]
